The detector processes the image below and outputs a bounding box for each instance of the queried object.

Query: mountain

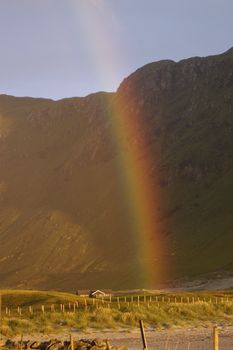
[0,48,233,290]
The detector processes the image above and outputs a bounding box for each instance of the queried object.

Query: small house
[89,290,107,298]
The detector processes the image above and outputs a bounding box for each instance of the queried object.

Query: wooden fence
[1,295,233,317]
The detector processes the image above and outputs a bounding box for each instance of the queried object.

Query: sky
[0,0,232,100]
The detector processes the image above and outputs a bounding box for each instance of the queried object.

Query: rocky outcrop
[4,338,128,350]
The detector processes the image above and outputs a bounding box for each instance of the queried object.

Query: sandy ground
[83,326,233,349]
[7,326,233,350]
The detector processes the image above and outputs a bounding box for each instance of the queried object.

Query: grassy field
[1,289,80,308]
[1,290,233,336]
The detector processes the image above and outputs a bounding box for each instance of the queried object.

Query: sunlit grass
[1,289,233,335]
[1,302,233,336]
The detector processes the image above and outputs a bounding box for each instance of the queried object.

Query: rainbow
[70,0,169,287]
[109,90,168,287]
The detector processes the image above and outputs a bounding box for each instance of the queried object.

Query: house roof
[90,289,107,295]
[76,289,112,295]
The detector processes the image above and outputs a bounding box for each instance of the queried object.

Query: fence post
[213,326,218,350]
[20,335,23,350]
[106,339,110,350]
[0,292,2,339]
[70,334,74,350]
[139,320,148,350]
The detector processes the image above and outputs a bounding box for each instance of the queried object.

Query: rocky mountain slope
[0,48,233,290]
